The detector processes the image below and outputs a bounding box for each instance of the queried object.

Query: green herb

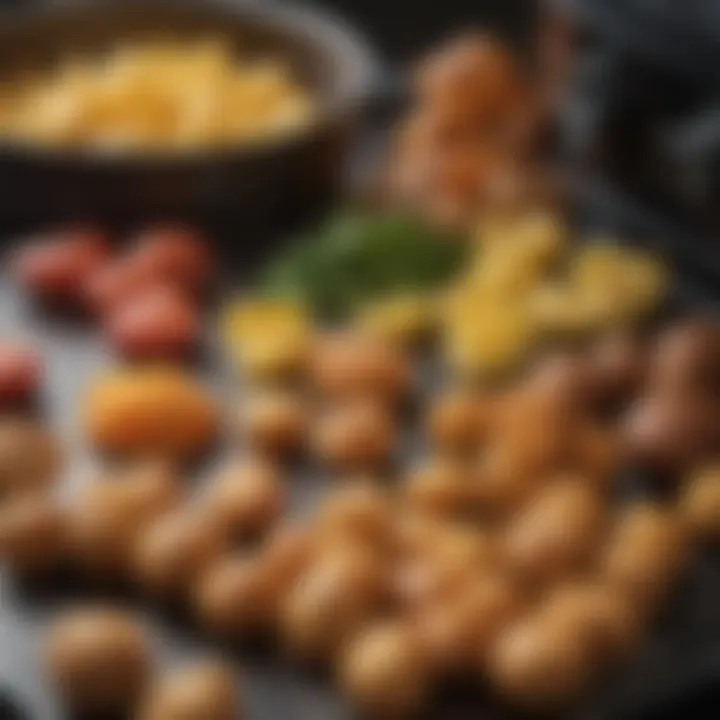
[262,210,465,316]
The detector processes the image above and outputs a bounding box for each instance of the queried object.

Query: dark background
[0,0,536,62]
[309,0,535,61]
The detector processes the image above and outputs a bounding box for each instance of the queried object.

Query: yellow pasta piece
[466,211,566,300]
[222,298,312,381]
[531,282,624,336]
[615,251,669,317]
[0,38,316,151]
[571,243,668,321]
[356,294,437,347]
[474,245,546,298]
[476,210,565,258]
[445,300,534,378]
[571,244,627,290]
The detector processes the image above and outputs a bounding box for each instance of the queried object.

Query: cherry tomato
[0,343,43,401]
[83,259,159,317]
[130,225,213,292]
[106,285,201,360]
[15,228,110,304]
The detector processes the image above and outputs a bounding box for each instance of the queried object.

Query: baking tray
[0,180,718,720]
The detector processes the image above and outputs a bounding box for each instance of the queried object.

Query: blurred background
[308,0,720,253]
[303,0,534,60]
[0,0,536,57]
[0,1,716,720]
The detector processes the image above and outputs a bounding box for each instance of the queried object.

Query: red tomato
[130,224,213,292]
[105,285,202,360]
[14,229,110,304]
[0,343,43,400]
[83,258,159,317]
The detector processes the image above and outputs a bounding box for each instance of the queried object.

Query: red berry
[0,343,42,401]
[83,259,158,318]
[106,285,201,360]
[15,229,110,304]
[130,225,213,292]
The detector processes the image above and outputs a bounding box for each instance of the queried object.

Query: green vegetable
[262,210,465,316]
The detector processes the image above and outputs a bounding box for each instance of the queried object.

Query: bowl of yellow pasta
[0,0,377,228]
